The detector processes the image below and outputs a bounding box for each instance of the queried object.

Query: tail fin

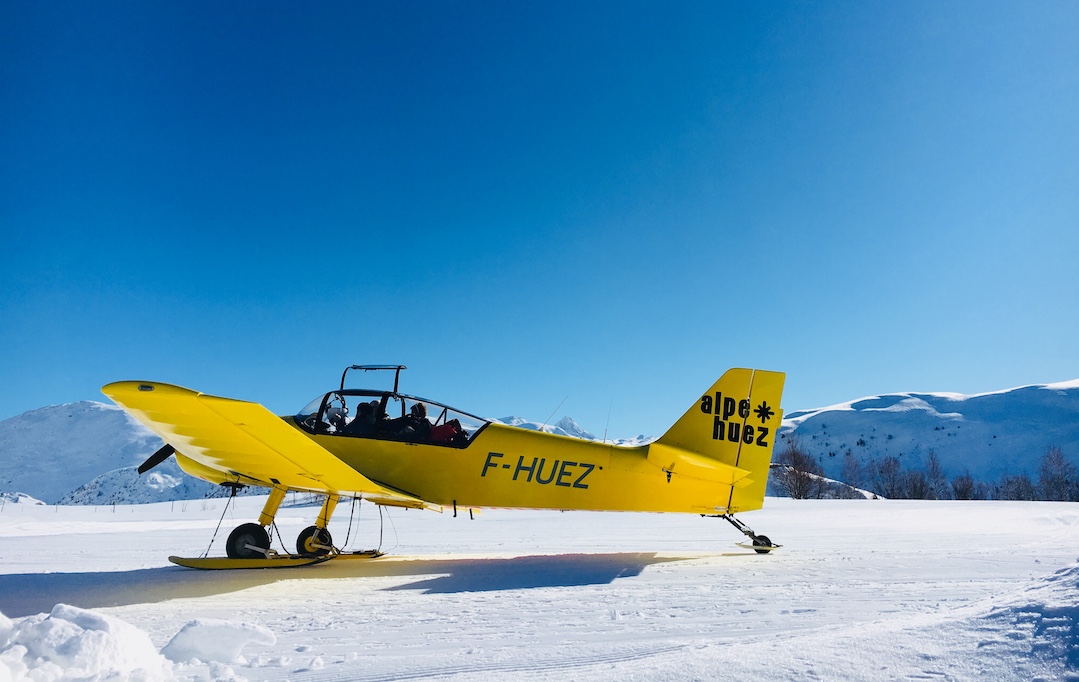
[653,368,785,512]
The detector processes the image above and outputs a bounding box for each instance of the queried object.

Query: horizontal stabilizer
[646,443,753,486]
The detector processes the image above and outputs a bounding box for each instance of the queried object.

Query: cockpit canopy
[296,389,489,448]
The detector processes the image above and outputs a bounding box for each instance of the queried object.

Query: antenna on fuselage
[602,398,613,444]
[540,395,569,434]
[341,365,408,393]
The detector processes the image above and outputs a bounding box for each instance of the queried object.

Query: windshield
[296,390,489,447]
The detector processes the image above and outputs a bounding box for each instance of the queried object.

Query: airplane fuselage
[295,419,734,515]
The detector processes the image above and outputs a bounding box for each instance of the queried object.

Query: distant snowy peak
[495,416,653,446]
[496,415,594,439]
[554,416,595,440]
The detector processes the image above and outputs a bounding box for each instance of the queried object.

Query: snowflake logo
[754,401,774,424]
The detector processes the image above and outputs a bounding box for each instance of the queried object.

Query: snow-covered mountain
[3,378,1077,504]
[58,457,240,505]
[0,402,648,505]
[779,379,1079,483]
[495,415,653,446]
[498,415,597,439]
[0,401,231,504]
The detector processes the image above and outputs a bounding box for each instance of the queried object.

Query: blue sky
[2,1,1077,438]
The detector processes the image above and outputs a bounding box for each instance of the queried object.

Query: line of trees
[771,438,1079,502]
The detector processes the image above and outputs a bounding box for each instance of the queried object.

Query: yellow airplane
[103,365,785,568]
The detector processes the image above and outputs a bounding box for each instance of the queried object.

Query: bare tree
[952,473,976,500]
[925,451,951,500]
[1039,446,1077,501]
[772,437,825,499]
[871,456,905,498]
[841,452,866,490]
[904,470,931,499]
[996,474,1037,501]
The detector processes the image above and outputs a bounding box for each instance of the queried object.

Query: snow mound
[1,604,171,681]
[974,561,1079,674]
[0,606,278,680]
[161,618,276,664]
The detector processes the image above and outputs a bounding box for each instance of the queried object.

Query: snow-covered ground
[1,496,1077,680]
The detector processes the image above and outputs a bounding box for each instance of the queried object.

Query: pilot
[325,405,348,432]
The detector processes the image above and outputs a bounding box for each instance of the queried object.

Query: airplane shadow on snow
[0,552,728,618]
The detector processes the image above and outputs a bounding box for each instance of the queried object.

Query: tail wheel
[752,535,773,555]
[226,523,270,559]
[297,525,333,556]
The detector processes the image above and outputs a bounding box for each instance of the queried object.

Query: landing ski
[736,542,782,553]
[169,554,333,569]
[168,550,384,570]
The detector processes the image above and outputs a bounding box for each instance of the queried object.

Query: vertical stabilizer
[654,368,785,512]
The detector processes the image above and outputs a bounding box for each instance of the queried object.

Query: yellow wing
[102,381,435,510]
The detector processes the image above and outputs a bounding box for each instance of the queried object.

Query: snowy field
[1,497,1077,681]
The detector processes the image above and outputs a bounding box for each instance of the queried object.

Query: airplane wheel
[297,525,333,557]
[752,535,772,555]
[226,523,270,559]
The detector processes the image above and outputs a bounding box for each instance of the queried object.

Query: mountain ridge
[2,377,1077,503]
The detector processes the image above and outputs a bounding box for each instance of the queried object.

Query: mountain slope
[0,402,163,504]
[0,401,230,504]
[0,401,633,504]
[780,380,1079,482]
[3,377,1077,504]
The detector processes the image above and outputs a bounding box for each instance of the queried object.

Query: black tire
[752,535,773,555]
[297,525,333,556]
[226,523,270,559]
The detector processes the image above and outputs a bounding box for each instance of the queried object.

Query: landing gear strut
[221,486,343,559]
[296,494,339,556]
[712,514,780,554]
[223,485,286,559]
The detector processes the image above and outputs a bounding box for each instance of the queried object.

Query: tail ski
[648,368,785,513]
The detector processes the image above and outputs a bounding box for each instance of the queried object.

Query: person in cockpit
[383,402,431,442]
[345,400,378,436]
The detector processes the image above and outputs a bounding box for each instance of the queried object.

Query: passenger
[385,402,432,442]
[345,401,377,436]
[430,418,467,445]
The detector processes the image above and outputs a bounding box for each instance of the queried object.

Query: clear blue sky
[2,1,1078,438]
